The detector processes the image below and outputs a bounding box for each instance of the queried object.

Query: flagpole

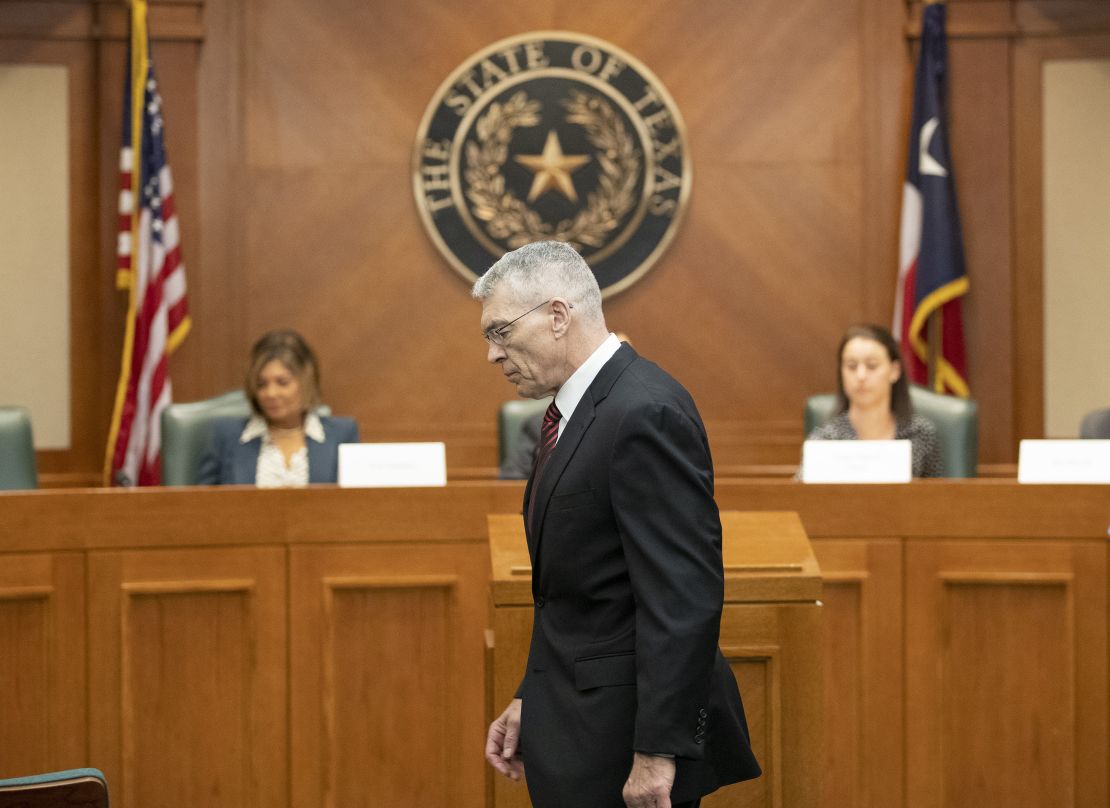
[925,0,954,396]
[926,309,939,391]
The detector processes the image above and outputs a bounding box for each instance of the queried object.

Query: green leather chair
[0,767,108,808]
[1079,406,1110,438]
[0,406,38,490]
[804,385,979,478]
[498,397,551,468]
[161,391,251,486]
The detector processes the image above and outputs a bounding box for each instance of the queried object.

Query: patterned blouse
[806,413,944,478]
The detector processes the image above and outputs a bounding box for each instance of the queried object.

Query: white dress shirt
[553,333,622,438]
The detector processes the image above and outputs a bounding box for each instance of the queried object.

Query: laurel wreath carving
[464,89,641,250]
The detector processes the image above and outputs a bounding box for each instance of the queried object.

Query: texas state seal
[413,31,690,297]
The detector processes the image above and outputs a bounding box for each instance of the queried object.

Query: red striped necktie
[536,400,562,469]
[527,400,562,534]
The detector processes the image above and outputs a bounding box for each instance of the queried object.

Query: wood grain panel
[861,0,912,321]
[187,0,248,400]
[93,1,205,43]
[713,479,1110,540]
[819,579,861,804]
[488,604,534,808]
[0,589,50,773]
[905,539,1108,808]
[941,579,1073,805]
[10,0,1109,483]
[906,1,1110,39]
[89,546,286,808]
[710,649,778,808]
[326,578,454,808]
[811,539,904,808]
[3,480,1108,551]
[0,1,95,40]
[290,543,489,808]
[1014,1,1110,36]
[947,38,1015,462]
[201,0,888,474]
[715,602,822,808]
[124,587,253,807]
[0,552,85,774]
[0,481,1105,806]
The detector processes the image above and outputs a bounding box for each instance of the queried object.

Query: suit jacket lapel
[234,438,262,485]
[528,391,595,567]
[528,343,639,572]
[306,432,327,483]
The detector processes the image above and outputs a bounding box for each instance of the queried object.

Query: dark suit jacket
[518,344,760,807]
[196,415,359,485]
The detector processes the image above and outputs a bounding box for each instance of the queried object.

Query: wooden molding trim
[95,1,205,42]
[905,1,1110,40]
[39,471,104,489]
[0,1,205,42]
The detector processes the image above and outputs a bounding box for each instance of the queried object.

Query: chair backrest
[161,390,251,486]
[0,768,108,808]
[1079,406,1110,438]
[498,397,551,465]
[0,406,38,490]
[804,385,979,477]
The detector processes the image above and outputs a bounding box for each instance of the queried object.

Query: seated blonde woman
[197,330,358,486]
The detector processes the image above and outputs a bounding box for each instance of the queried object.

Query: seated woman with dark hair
[197,330,358,486]
[807,323,942,478]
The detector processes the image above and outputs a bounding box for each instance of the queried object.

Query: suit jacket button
[698,708,707,717]
[536,597,545,607]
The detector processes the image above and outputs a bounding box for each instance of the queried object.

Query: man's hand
[485,698,524,781]
[623,752,676,807]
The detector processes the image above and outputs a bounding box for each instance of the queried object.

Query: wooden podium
[487,511,823,808]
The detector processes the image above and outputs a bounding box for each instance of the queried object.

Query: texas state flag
[893,1,970,397]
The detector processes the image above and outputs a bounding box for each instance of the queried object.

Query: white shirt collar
[239,411,326,444]
[553,333,622,436]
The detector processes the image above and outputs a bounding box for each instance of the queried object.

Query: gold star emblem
[514,130,591,203]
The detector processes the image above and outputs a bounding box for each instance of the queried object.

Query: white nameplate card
[338,442,447,488]
[1017,440,1110,484]
[801,439,912,484]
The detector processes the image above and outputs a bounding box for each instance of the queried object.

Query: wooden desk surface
[2,478,1106,551]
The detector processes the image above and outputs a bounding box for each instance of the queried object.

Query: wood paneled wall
[5,0,1110,485]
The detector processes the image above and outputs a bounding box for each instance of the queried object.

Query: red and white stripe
[110,154,188,485]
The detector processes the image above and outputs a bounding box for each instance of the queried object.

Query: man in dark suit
[477,242,760,808]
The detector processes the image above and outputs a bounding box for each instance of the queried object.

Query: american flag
[105,0,190,486]
[893,1,969,397]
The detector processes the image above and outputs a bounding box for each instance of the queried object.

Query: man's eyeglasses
[483,299,553,345]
